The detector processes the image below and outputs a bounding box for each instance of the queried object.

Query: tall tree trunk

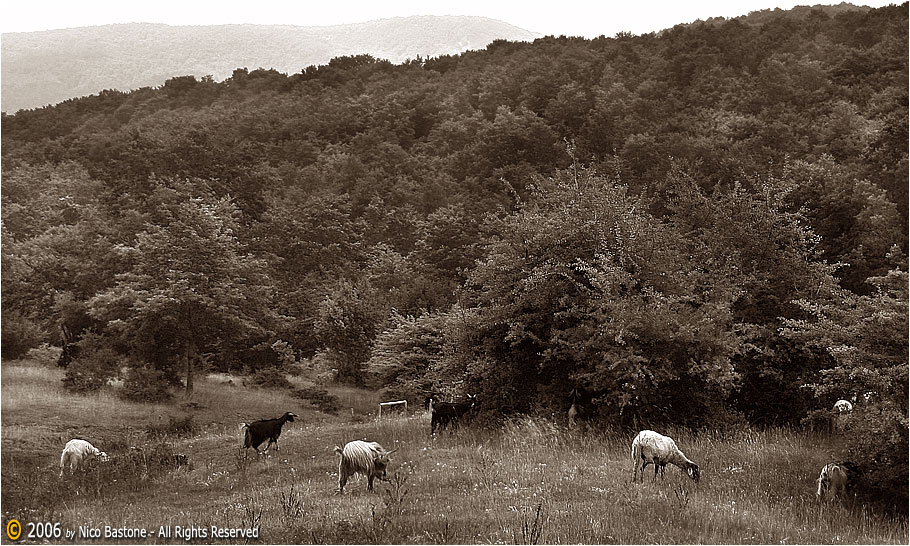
[184,339,196,396]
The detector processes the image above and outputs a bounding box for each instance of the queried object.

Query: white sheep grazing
[630,430,700,483]
[59,439,109,477]
[816,463,848,501]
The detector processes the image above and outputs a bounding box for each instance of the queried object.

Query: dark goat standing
[240,412,297,454]
[430,394,477,434]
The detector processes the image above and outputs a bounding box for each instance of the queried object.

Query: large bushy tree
[87,180,277,394]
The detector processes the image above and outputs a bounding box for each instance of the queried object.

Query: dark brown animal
[240,412,297,454]
[430,394,477,434]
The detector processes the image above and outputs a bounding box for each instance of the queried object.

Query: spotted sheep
[240,411,297,454]
[630,430,700,483]
[816,463,848,501]
[59,439,109,477]
[334,440,397,493]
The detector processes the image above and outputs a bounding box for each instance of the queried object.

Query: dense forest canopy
[2,3,907,504]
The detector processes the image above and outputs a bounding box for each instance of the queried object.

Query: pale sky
[0,0,898,37]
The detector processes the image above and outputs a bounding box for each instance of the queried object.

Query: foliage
[1,310,45,360]
[291,386,341,414]
[61,333,122,393]
[121,365,173,402]
[448,161,832,428]
[85,181,278,393]
[25,343,63,367]
[246,367,293,390]
[145,414,196,437]
[313,277,388,385]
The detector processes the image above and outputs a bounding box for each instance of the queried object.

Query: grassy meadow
[1,359,906,544]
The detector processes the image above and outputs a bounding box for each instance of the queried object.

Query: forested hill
[0,16,540,113]
[2,2,908,505]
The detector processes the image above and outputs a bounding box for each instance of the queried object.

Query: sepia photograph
[1,0,907,543]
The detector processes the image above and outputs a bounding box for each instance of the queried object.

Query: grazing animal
[430,394,477,434]
[567,403,579,428]
[59,439,109,477]
[631,430,700,483]
[334,440,397,493]
[816,463,848,501]
[240,412,297,454]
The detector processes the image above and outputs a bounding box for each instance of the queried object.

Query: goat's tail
[239,422,249,431]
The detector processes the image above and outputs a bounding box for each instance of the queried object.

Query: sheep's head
[373,448,398,481]
[98,451,110,462]
[283,412,298,422]
[687,463,700,483]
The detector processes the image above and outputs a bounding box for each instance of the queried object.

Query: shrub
[1,311,45,360]
[112,441,188,482]
[840,401,908,511]
[121,365,173,402]
[146,414,196,437]
[25,343,63,367]
[246,367,292,390]
[292,386,340,414]
[61,334,121,393]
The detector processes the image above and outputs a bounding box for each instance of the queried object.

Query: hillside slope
[1,16,539,112]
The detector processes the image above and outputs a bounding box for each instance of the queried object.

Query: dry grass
[1,359,906,544]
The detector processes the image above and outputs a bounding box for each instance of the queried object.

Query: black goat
[430,394,477,434]
[240,412,297,454]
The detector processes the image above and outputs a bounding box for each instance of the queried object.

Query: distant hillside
[1,16,540,112]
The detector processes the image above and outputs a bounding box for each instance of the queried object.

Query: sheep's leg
[338,472,347,493]
[640,460,651,481]
[368,474,375,492]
